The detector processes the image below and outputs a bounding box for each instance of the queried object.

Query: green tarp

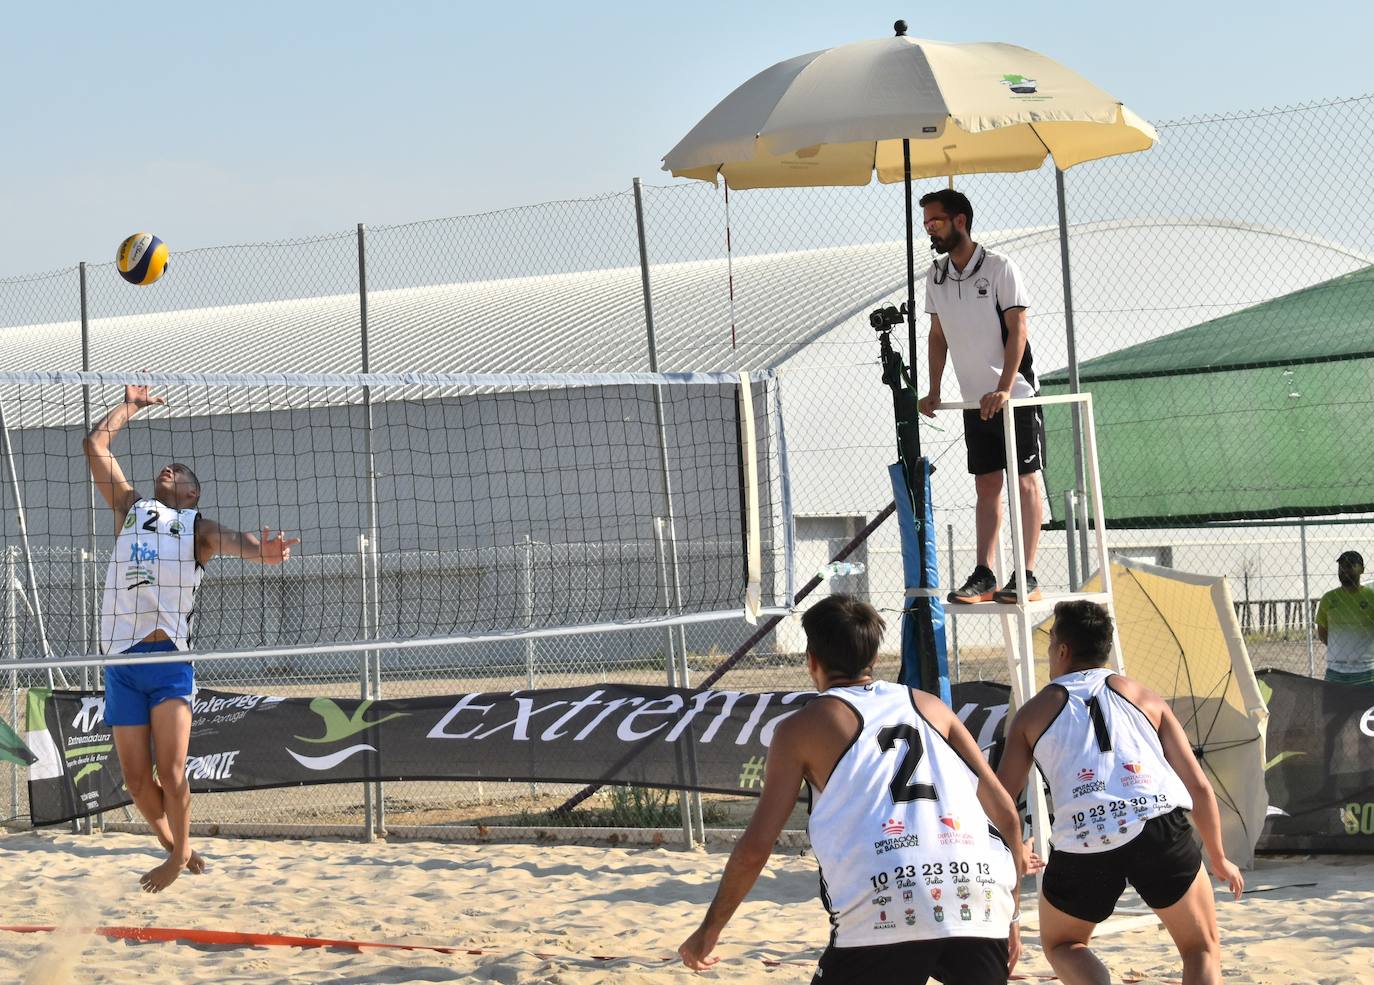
[1042,265,1374,526]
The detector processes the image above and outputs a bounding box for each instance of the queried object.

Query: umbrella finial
[894,19,908,36]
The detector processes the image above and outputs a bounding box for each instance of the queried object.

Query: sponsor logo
[1077,768,1095,782]
[959,903,972,921]
[957,884,971,900]
[882,817,906,836]
[185,749,239,781]
[122,513,136,529]
[1000,74,1038,95]
[933,904,944,923]
[904,908,917,926]
[1121,762,1154,786]
[169,519,184,537]
[975,276,990,298]
[1072,779,1108,798]
[937,813,975,847]
[129,542,158,564]
[871,895,892,907]
[874,833,921,855]
[902,890,913,902]
[983,905,992,920]
[984,889,994,901]
[1123,762,1143,773]
[930,888,942,901]
[873,910,896,931]
[71,697,106,734]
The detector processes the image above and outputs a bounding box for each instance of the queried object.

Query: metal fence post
[1300,518,1315,676]
[521,535,539,803]
[1064,491,1080,592]
[1055,171,1091,585]
[6,547,16,824]
[945,523,959,684]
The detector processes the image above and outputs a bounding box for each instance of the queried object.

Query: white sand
[0,831,1370,984]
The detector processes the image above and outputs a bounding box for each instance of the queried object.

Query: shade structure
[663,34,1156,188]
[1040,264,1374,526]
[1033,556,1268,868]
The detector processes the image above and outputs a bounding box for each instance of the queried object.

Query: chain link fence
[3,93,1372,835]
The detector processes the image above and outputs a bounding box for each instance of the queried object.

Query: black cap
[1337,550,1364,568]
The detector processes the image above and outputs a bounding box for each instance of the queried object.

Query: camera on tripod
[869,303,907,332]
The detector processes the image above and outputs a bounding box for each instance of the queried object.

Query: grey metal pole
[635,179,701,844]
[6,548,16,822]
[655,519,694,849]
[1300,519,1315,676]
[80,263,97,698]
[357,222,380,841]
[1056,170,1091,583]
[1065,491,1080,592]
[945,523,959,684]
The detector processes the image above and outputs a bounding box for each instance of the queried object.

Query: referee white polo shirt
[924,244,1036,402]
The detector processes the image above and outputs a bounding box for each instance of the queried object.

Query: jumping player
[85,381,298,892]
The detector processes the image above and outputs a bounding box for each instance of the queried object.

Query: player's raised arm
[197,522,300,566]
[83,382,165,518]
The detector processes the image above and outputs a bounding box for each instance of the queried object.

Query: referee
[916,189,1045,604]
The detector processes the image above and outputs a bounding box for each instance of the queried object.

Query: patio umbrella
[662,21,1156,370]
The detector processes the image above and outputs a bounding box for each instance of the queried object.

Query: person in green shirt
[1315,550,1374,686]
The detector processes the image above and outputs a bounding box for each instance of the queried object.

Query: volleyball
[115,232,170,286]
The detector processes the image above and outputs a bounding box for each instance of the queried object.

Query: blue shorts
[103,640,195,727]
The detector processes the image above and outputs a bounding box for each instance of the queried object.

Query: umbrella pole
[1055,168,1090,582]
[903,138,918,416]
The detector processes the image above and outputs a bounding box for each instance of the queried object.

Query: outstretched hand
[258,527,301,565]
[1024,837,1046,875]
[125,380,166,409]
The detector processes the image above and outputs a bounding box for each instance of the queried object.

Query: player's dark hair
[918,188,974,233]
[171,462,201,494]
[1052,599,1114,667]
[802,594,885,678]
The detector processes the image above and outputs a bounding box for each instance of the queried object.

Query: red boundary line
[0,925,1175,979]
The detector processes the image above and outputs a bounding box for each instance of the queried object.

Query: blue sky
[4,0,1371,278]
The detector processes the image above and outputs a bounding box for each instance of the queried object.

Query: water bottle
[819,560,866,580]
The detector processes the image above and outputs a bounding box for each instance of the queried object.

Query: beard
[931,228,968,256]
[1339,570,1361,587]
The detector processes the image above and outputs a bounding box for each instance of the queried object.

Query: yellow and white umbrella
[663,27,1156,188]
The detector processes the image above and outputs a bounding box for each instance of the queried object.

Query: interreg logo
[285,698,407,772]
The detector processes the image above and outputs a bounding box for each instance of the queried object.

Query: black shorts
[962,406,1045,476]
[811,935,1009,985]
[1041,808,1202,923]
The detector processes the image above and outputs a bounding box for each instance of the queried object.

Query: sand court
[1,831,1371,984]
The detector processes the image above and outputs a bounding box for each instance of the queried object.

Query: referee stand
[913,392,1127,884]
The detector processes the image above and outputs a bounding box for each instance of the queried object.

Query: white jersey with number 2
[101,498,202,654]
[807,681,1016,947]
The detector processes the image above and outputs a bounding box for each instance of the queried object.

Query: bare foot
[140,854,186,894]
[157,836,205,874]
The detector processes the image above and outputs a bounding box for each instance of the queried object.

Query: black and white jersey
[101,498,202,654]
[1033,669,1192,854]
[808,681,1016,947]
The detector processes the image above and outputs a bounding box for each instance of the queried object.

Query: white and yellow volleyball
[115,232,170,286]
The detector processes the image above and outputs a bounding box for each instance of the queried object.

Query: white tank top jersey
[101,498,203,655]
[1034,668,1193,854]
[807,681,1016,948]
